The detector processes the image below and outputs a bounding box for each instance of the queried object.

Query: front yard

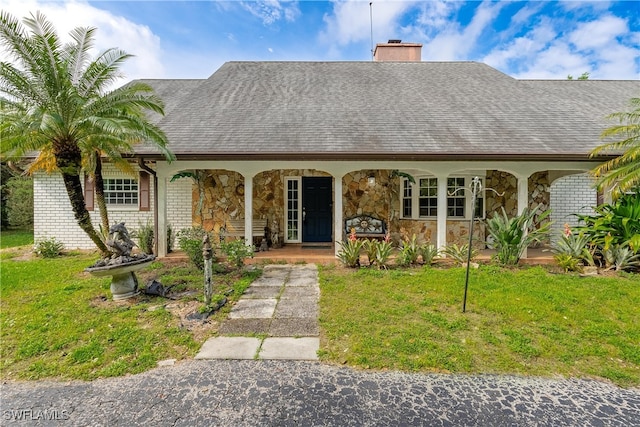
[319,264,640,388]
[1,242,639,388]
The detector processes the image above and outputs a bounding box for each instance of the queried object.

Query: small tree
[590,97,640,198]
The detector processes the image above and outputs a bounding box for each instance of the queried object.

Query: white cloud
[421,0,504,61]
[483,8,640,80]
[569,14,628,50]
[0,0,165,82]
[319,0,415,47]
[240,0,301,26]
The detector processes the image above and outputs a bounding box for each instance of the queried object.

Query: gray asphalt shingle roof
[135,61,639,161]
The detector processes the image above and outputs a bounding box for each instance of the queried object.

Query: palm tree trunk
[54,142,111,257]
[93,153,110,239]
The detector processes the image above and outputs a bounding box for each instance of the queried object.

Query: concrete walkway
[195,265,320,361]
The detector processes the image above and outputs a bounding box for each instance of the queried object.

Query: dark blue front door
[302,177,332,242]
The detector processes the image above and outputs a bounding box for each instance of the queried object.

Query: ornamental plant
[220,239,254,268]
[485,207,551,266]
[177,226,211,270]
[337,228,363,268]
[551,224,594,272]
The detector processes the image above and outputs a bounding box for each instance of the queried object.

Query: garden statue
[271,219,281,249]
[86,222,155,300]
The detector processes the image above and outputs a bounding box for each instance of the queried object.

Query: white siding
[549,173,596,242]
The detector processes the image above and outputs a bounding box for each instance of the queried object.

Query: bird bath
[85,222,156,301]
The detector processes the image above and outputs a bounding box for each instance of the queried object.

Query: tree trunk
[54,140,111,257]
[93,153,110,239]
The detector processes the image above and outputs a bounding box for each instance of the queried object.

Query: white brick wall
[166,177,193,234]
[34,164,154,250]
[549,173,596,242]
[34,165,194,251]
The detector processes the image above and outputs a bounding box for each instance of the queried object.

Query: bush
[167,223,175,253]
[34,237,64,258]
[337,229,363,268]
[419,243,440,266]
[362,236,394,269]
[220,239,254,268]
[134,220,154,255]
[5,177,33,229]
[441,243,477,266]
[551,225,594,272]
[485,207,551,266]
[176,227,211,270]
[397,234,421,266]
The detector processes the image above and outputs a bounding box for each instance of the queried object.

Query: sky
[1,0,639,84]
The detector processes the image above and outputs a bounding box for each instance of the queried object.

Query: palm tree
[591,97,640,198]
[0,11,174,256]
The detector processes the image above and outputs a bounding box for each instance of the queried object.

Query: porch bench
[345,215,386,240]
[224,218,269,243]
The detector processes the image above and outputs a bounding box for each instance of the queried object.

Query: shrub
[551,224,594,272]
[419,243,439,266]
[603,245,640,272]
[167,223,175,253]
[575,192,640,249]
[337,229,363,268]
[398,234,421,266]
[441,243,478,266]
[134,220,154,255]
[362,235,394,269]
[485,207,551,266]
[220,239,254,268]
[5,177,33,229]
[177,227,211,270]
[33,237,64,258]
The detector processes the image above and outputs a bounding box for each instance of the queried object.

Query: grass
[318,264,640,388]
[0,247,260,381]
[0,229,33,249]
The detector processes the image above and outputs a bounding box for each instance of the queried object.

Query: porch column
[244,174,253,247]
[157,175,168,257]
[334,174,343,257]
[517,174,529,258]
[436,174,448,251]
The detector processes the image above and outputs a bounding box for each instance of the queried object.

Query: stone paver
[260,338,320,360]
[2,360,638,426]
[228,299,277,319]
[194,337,260,360]
[201,264,320,360]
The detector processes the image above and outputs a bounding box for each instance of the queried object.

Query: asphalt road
[2,360,639,426]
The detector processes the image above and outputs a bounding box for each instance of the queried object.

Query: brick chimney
[373,40,422,62]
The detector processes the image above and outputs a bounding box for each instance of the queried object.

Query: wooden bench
[344,215,386,240]
[223,218,269,243]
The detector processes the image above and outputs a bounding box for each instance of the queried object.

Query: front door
[302,177,332,242]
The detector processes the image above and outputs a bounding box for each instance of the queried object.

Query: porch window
[401,176,485,220]
[419,178,438,217]
[447,177,465,218]
[104,178,138,206]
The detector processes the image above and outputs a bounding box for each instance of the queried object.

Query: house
[33,42,640,258]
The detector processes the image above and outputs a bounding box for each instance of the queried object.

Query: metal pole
[463,177,480,313]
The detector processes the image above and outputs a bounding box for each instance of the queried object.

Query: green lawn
[318,264,640,388]
[0,229,33,248]
[0,249,259,381]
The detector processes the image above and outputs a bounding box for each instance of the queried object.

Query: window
[447,177,465,218]
[419,178,438,217]
[104,178,138,205]
[400,176,485,220]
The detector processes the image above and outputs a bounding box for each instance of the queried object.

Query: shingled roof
[135,61,639,161]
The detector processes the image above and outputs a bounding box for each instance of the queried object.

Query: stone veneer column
[244,174,253,247]
[436,174,448,251]
[334,175,343,257]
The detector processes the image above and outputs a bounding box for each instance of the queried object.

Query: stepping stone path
[196,264,320,360]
